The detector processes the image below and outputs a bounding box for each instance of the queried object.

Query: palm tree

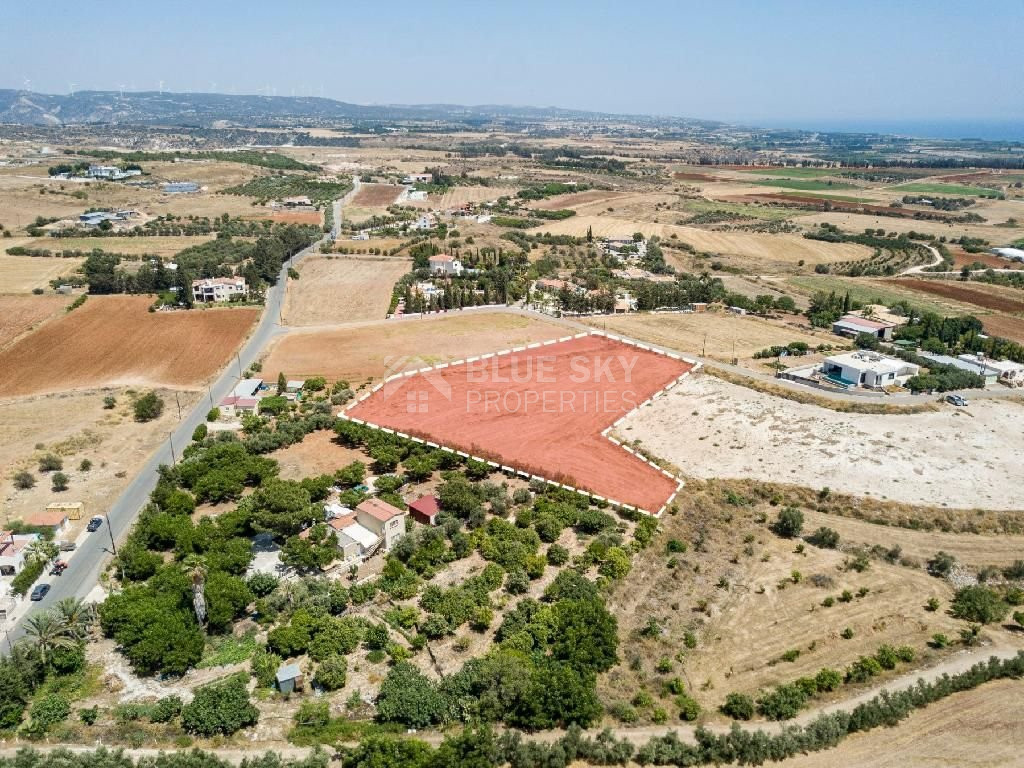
[24,540,58,566]
[22,612,75,666]
[53,597,94,640]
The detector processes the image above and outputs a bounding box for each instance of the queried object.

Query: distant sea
[764,120,1024,143]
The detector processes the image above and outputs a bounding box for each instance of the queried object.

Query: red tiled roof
[409,495,440,517]
[357,497,404,522]
[26,509,68,527]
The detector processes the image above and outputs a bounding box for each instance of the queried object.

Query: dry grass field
[261,310,566,383]
[0,387,200,527]
[529,189,627,210]
[582,311,827,362]
[0,296,259,396]
[797,209,1024,244]
[0,254,85,293]
[19,235,216,257]
[529,214,870,264]
[801,509,1024,568]
[776,679,1024,767]
[0,294,70,349]
[282,254,411,326]
[601,477,975,722]
[619,373,1024,510]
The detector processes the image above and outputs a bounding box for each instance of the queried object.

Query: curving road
[3,235,327,647]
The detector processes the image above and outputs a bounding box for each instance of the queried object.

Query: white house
[218,396,259,419]
[0,530,38,576]
[960,355,1024,387]
[355,498,406,552]
[402,173,433,184]
[192,277,248,303]
[408,214,436,231]
[407,190,428,201]
[822,351,919,389]
[429,254,463,277]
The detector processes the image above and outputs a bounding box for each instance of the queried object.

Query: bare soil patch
[347,335,691,512]
[619,373,1024,510]
[0,296,259,396]
[262,310,567,385]
[530,189,626,210]
[351,183,402,208]
[0,294,70,349]
[406,186,515,210]
[283,254,410,326]
[270,429,369,481]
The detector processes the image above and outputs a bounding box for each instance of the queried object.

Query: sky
[3,0,1022,129]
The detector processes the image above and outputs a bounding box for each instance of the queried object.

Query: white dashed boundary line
[341,331,701,517]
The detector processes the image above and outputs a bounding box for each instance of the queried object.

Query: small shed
[46,501,83,521]
[276,662,304,694]
[408,495,441,526]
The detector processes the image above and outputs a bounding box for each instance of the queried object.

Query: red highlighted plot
[345,334,694,513]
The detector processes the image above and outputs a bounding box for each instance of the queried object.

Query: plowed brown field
[351,183,402,207]
[887,278,1024,313]
[0,295,70,349]
[0,296,259,396]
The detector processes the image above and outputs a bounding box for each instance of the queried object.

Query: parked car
[30,583,50,601]
[57,540,76,552]
[49,561,67,576]
[946,394,968,407]
[86,516,104,532]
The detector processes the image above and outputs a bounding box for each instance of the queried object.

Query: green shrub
[314,656,347,691]
[845,655,883,683]
[13,471,35,490]
[133,391,165,422]
[720,692,755,720]
[27,694,71,735]
[950,585,1009,624]
[676,694,701,721]
[181,675,259,736]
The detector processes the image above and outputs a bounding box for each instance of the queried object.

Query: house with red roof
[408,495,440,526]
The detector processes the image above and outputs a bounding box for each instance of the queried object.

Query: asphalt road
[4,236,325,647]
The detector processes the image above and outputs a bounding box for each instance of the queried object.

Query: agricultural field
[582,311,828,363]
[797,209,1024,244]
[893,182,1004,199]
[0,296,259,396]
[738,167,843,179]
[282,254,410,326]
[619,373,1024,510]
[787,275,976,316]
[350,182,402,208]
[975,313,1024,344]
[751,179,859,191]
[0,253,85,293]
[16,235,216,257]
[887,278,1024,313]
[261,310,567,384]
[0,294,70,348]
[406,185,515,209]
[529,215,871,265]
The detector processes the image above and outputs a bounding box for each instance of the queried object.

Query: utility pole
[174,392,182,420]
[236,353,243,378]
[168,432,177,464]
[104,513,117,557]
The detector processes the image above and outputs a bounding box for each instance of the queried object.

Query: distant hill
[0,89,620,126]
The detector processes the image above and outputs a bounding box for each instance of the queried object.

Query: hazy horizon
[3,0,1022,132]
